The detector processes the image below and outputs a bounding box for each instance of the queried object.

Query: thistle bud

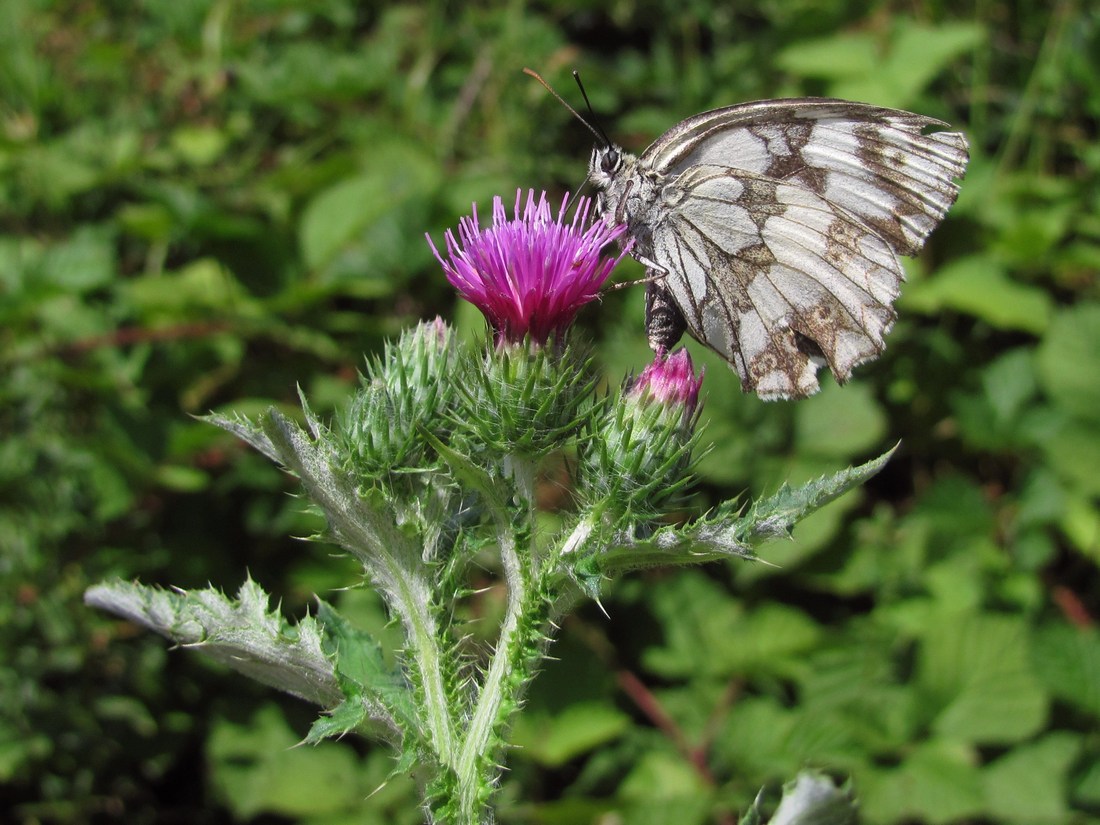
[339,318,456,479]
[582,349,704,520]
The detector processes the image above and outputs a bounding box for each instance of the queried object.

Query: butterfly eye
[601,148,620,174]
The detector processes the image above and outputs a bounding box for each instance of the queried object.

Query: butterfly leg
[607,260,669,291]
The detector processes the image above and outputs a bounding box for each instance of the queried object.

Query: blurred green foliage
[1,0,1097,823]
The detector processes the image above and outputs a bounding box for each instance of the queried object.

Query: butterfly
[526,71,970,400]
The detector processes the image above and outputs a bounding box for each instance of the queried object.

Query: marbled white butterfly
[528,70,970,400]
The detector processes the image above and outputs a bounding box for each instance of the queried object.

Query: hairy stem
[388,562,456,765]
[453,456,538,824]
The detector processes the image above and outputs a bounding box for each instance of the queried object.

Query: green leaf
[509,701,631,767]
[903,255,1054,334]
[960,348,1039,446]
[910,474,997,548]
[918,614,1047,744]
[298,142,435,273]
[860,739,985,823]
[616,795,713,825]
[776,33,878,79]
[1038,416,1100,496]
[170,124,229,166]
[1059,492,1100,560]
[207,704,419,823]
[878,21,986,104]
[1036,303,1100,423]
[643,572,820,680]
[800,642,921,752]
[716,697,803,778]
[794,381,887,458]
[209,705,362,819]
[618,748,711,805]
[982,733,1079,823]
[830,21,985,106]
[1075,757,1100,809]
[40,225,116,292]
[1030,623,1100,719]
[124,257,255,320]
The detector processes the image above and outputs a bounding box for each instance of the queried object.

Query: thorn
[364,778,390,800]
[594,597,611,620]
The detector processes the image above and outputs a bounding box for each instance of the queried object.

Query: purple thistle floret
[427,189,629,345]
[629,348,704,413]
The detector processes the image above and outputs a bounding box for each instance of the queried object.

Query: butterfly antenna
[571,70,613,149]
[523,67,610,148]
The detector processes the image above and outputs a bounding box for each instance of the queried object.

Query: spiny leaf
[203,411,280,463]
[420,428,509,527]
[304,697,372,745]
[570,448,896,598]
[736,445,897,542]
[85,577,342,708]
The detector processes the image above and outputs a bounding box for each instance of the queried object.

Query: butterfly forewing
[593,97,969,400]
[641,99,967,256]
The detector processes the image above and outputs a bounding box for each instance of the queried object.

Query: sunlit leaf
[1036,303,1100,423]
[903,255,1053,334]
[919,614,1047,744]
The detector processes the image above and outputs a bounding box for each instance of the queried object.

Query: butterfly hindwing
[649,167,902,398]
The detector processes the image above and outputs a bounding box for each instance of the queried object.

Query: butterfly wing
[641,98,969,257]
[647,167,908,399]
[636,99,968,399]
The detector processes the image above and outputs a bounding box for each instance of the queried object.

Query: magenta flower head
[427,189,629,346]
[627,348,704,416]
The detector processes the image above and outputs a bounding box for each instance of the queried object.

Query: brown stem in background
[568,615,740,824]
[1052,584,1094,629]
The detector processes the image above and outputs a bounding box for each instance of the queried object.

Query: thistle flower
[427,189,628,345]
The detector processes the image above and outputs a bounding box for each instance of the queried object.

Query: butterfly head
[588,143,624,189]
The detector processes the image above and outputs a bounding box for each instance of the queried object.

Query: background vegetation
[2,0,1097,823]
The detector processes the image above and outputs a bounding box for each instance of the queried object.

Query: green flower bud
[339,318,455,480]
[455,340,596,459]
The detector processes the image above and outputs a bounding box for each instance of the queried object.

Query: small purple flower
[427,189,629,346]
[628,348,704,414]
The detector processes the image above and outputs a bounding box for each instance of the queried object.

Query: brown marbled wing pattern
[603,98,969,400]
[647,168,902,398]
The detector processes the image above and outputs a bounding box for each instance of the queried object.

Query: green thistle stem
[455,533,524,822]
[454,456,539,824]
[392,565,456,765]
